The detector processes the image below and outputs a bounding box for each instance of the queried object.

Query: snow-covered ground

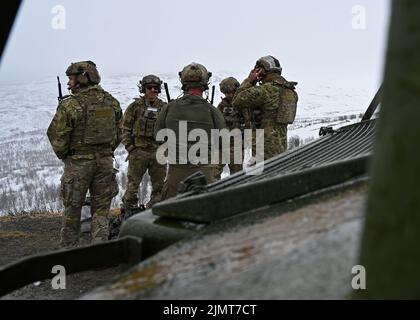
[0,73,378,215]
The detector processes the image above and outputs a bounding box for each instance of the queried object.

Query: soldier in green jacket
[232,55,298,160]
[121,75,167,210]
[154,63,226,200]
[47,61,122,247]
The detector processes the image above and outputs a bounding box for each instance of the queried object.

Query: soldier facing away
[154,63,226,200]
[232,55,298,160]
[47,61,122,247]
[217,77,248,175]
[121,75,167,210]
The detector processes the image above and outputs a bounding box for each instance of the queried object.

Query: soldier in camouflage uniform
[217,77,247,175]
[155,63,226,200]
[121,75,167,210]
[232,55,298,160]
[47,61,122,247]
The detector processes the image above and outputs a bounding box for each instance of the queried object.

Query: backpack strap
[72,95,88,144]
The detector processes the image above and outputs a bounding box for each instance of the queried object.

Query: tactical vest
[247,81,282,129]
[134,102,160,139]
[276,80,298,125]
[70,89,117,153]
[132,98,164,148]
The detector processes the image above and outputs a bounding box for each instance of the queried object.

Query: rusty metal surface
[84,179,368,300]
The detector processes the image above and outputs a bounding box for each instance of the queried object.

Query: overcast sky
[0,0,390,87]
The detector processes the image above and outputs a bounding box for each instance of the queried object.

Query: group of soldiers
[47,56,298,247]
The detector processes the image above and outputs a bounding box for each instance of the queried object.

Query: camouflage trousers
[161,164,217,200]
[60,156,118,247]
[123,148,166,208]
[252,123,288,160]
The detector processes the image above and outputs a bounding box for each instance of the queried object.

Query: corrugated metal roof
[153,119,376,223]
[210,119,376,189]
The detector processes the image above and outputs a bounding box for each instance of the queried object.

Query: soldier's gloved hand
[248,68,263,85]
[57,152,67,160]
[126,145,136,153]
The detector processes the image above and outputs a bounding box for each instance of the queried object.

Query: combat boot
[121,202,145,220]
[91,215,109,243]
[60,227,80,248]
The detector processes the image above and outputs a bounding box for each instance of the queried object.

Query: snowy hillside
[0,73,378,215]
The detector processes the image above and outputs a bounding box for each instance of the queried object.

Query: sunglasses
[146,86,159,91]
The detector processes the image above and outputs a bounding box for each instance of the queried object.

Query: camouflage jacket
[232,78,284,127]
[47,85,122,160]
[217,97,246,130]
[121,96,166,152]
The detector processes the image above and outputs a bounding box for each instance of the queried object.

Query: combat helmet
[65,60,101,85]
[255,55,282,74]
[138,74,163,93]
[179,63,212,91]
[219,77,240,94]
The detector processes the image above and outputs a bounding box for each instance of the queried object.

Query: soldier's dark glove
[57,152,67,160]
[248,68,263,85]
[126,145,136,153]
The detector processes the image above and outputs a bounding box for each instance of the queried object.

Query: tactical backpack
[276,81,298,125]
[75,92,117,146]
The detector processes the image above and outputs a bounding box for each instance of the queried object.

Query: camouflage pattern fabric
[219,77,240,95]
[155,94,226,200]
[59,157,118,247]
[121,96,167,207]
[47,85,122,247]
[272,76,298,125]
[123,148,166,208]
[232,77,288,160]
[217,97,244,131]
[47,85,122,159]
[179,63,211,90]
[217,97,246,175]
[66,61,101,85]
[121,96,166,149]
